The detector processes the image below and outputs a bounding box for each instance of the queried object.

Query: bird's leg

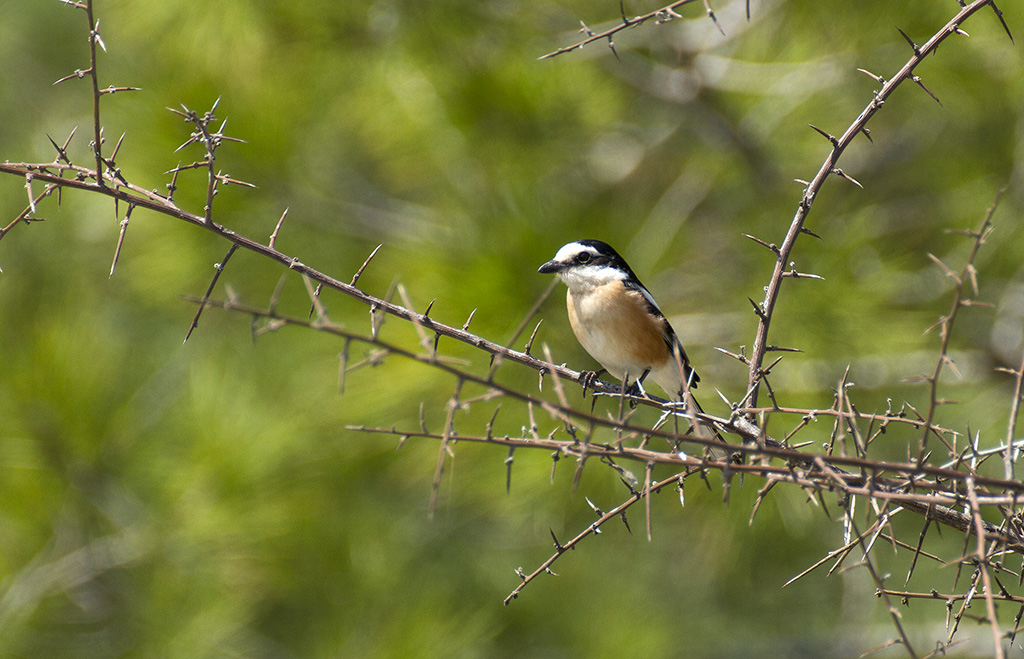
[623,369,651,398]
[619,369,652,409]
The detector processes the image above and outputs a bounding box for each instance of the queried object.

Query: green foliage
[1,1,1022,657]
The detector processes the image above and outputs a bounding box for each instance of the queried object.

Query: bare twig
[183,243,240,343]
[540,0,712,60]
[108,203,134,277]
[745,0,999,409]
[916,190,1000,465]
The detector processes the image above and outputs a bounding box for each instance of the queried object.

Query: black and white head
[537,240,639,291]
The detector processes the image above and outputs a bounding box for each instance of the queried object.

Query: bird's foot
[579,368,606,399]
[620,379,651,408]
[622,377,651,398]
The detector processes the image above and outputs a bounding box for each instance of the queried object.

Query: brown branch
[187,297,1024,531]
[880,588,1024,604]
[966,476,1006,658]
[916,190,1000,465]
[1004,350,1024,481]
[848,513,919,658]
[745,0,999,407]
[539,0,708,60]
[504,470,686,605]
[429,379,464,519]
[183,243,240,344]
[0,161,621,395]
[84,0,105,185]
[108,202,133,277]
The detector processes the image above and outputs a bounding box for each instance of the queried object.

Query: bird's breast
[566,282,671,378]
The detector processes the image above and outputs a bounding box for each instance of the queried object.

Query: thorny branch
[188,296,1024,550]
[539,0,723,60]
[914,193,999,467]
[1,1,1021,656]
[744,0,1006,409]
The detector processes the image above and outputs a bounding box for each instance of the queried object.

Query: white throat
[559,263,626,293]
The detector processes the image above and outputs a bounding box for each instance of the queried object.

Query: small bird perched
[539,239,724,444]
[538,239,700,398]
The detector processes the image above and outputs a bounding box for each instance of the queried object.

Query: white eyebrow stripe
[553,242,600,263]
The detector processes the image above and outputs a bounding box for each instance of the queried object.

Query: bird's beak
[538,259,565,274]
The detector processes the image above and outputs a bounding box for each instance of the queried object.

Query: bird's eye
[576,252,592,264]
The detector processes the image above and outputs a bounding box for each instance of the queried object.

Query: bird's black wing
[622,279,700,388]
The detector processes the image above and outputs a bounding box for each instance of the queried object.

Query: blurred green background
[1,0,1023,656]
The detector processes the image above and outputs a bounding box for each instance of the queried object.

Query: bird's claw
[579,368,606,398]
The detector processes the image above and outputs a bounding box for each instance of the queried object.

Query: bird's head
[538,240,636,291]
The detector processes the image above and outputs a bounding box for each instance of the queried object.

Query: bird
[538,239,725,444]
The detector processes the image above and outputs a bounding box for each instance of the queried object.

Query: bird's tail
[663,347,735,461]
